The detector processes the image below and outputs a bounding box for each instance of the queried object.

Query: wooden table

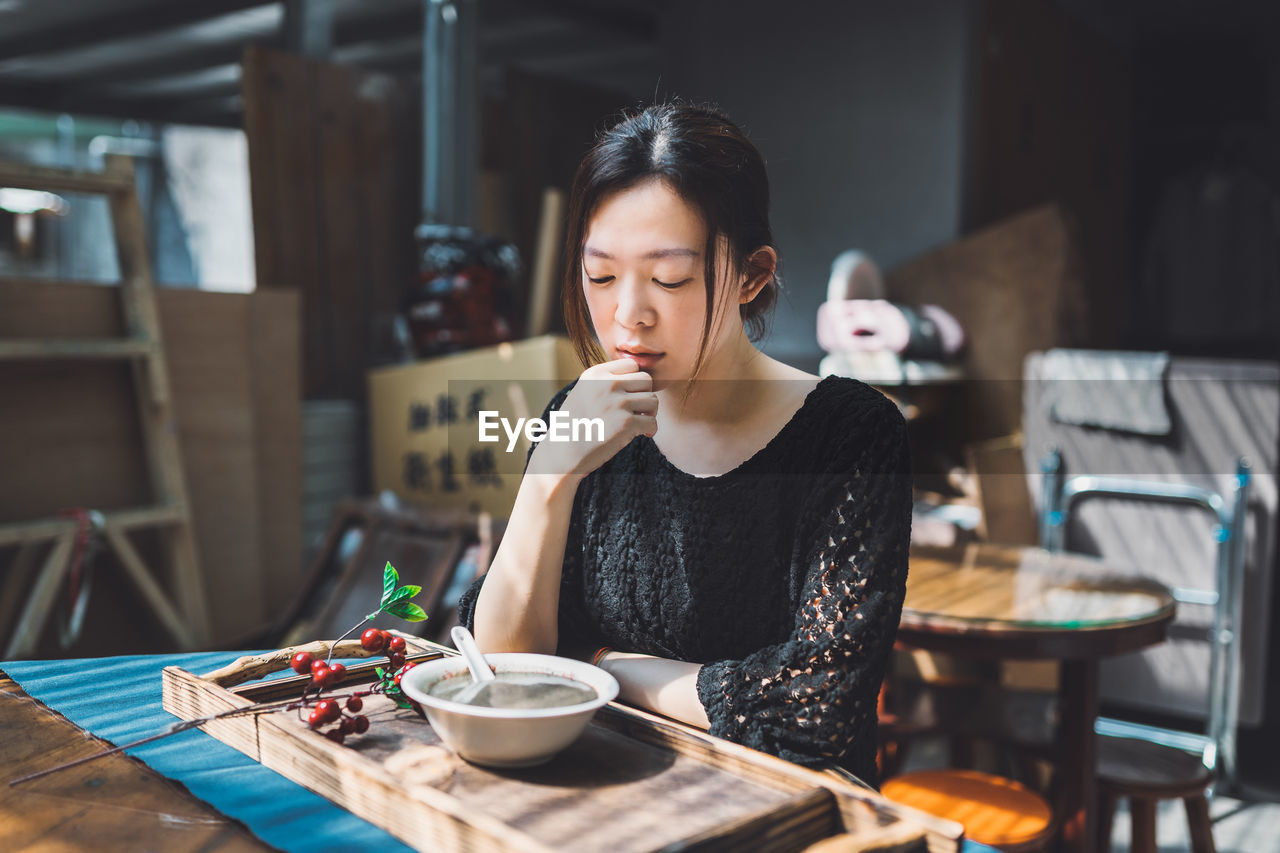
[898,543,1177,853]
[2,655,953,853]
[0,672,272,852]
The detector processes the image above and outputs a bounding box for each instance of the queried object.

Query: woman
[461,102,911,787]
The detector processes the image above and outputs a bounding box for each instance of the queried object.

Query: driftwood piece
[200,633,437,688]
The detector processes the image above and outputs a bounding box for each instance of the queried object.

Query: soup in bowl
[399,653,619,768]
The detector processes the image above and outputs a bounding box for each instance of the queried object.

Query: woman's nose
[614,278,655,328]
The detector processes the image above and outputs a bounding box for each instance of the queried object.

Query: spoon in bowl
[450,626,495,704]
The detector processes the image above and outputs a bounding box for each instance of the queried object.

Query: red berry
[315,699,341,723]
[388,652,405,670]
[388,636,406,654]
[360,628,386,652]
[328,663,347,685]
[393,662,417,687]
[325,729,345,744]
[346,696,363,712]
[291,651,314,675]
[311,665,332,688]
[353,715,369,734]
[308,709,324,729]
[310,659,328,674]
[339,717,356,735]
[379,630,392,646]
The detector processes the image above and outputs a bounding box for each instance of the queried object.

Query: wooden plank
[2,530,74,659]
[0,673,273,853]
[0,541,42,642]
[161,648,952,853]
[591,704,959,853]
[104,527,196,650]
[247,289,303,615]
[964,434,1038,547]
[313,59,368,401]
[0,161,133,194]
[160,289,265,640]
[243,45,416,399]
[885,205,1086,443]
[0,278,299,651]
[526,187,566,338]
[104,155,171,407]
[0,338,153,359]
[102,154,209,647]
[0,506,185,548]
[967,0,1133,348]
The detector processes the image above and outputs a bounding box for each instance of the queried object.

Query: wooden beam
[2,530,75,659]
[0,542,44,649]
[0,339,154,360]
[0,161,133,194]
[0,0,274,63]
[0,81,244,129]
[105,528,198,650]
[0,506,187,549]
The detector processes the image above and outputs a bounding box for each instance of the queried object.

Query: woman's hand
[527,358,657,481]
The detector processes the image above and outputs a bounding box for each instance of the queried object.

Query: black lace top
[458,375,912,784]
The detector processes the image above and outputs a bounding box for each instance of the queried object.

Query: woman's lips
[617,348,664,369]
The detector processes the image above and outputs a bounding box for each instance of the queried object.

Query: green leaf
[381,562,398,607]
[384,600,428,622]
[374,667,386,680]
[391,695,413,710]
[383,584,421,607]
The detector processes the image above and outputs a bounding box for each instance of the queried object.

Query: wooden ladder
[0,155,210,657]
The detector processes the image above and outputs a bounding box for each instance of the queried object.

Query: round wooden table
[897,542,1177,853]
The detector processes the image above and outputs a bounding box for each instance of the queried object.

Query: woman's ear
[739,246,778,304]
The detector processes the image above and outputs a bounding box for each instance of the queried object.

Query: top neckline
[640,375,841,485]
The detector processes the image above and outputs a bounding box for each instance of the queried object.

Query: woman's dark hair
[562,102,778,376]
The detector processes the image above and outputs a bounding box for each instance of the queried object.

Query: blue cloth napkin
[5,652,414,853]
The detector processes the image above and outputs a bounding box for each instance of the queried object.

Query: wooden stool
[1096,735,1216,853]
[881,768,1054,852]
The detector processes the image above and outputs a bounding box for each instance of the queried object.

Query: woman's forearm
[471,470,579,655]
[598,652,711,730]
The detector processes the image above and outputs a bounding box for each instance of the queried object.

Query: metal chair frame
[1038,448,1252,792]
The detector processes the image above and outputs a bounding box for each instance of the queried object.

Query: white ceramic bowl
[399,652,619,768]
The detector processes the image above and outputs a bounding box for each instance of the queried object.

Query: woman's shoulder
[779,376,908,473]
[803,375,906,433]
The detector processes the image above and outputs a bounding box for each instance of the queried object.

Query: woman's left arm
[594,652,710,729]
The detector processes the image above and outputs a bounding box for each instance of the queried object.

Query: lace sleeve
[694,401,911,777]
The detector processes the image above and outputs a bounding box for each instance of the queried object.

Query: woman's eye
[587,275,614,285]
[654,277,693,289]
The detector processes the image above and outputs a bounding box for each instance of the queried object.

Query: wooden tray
[162,638,961,853]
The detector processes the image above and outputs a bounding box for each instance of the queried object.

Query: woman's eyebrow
[584,247,701,260]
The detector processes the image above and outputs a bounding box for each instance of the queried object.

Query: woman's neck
[656,331,775,425]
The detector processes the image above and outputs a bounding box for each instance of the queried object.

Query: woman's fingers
[624,394,659,416]
[537,361,662,477]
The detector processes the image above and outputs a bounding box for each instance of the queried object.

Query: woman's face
[581,178,738,386]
